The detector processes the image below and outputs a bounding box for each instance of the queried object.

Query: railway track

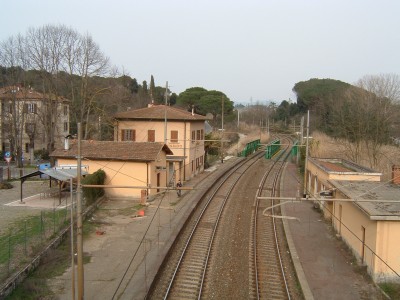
[250,136,294,299]
[147,135,301,299]
[147,151,265,299]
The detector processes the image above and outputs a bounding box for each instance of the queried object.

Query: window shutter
[148,130,155,142]
[121,129,126,141]
[171,130,178,143]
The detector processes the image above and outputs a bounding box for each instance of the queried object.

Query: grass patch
[379,282,400,299]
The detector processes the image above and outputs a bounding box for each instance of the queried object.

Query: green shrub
[0,182,13,189]
[81,169,106,205]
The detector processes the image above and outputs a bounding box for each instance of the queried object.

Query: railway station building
[305,158,400,283]
[113,104,207,185]
[50,140,173,199]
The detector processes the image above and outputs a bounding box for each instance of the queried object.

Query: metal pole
[76,123,84,299]
[164,81,168,145]
[70,177,75,300]
[220,96,224,163]
[303,110,310,196]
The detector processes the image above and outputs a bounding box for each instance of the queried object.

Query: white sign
[5,157,11,163]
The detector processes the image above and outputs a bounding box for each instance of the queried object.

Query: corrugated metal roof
[114,105,208,121]
[20,167,88,182]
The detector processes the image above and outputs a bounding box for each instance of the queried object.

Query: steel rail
[162,150,265,299]
[252,136,293,299]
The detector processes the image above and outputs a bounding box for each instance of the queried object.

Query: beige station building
[50,140,173,199]
[113,104,207,185]
[50,104,207,200]
[305,157,400,283]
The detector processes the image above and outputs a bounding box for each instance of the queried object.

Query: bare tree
[356,73,400,103]
[63,31,110,139]
[0,35,32,167]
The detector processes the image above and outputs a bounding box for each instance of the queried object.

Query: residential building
[113,104,207,185]
[50,140,173,199]
[306,157,400,283]
[0,86,70,161]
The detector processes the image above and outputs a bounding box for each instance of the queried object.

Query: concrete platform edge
[280,162,314,300]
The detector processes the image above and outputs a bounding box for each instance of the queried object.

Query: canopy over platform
[19,166,88,203]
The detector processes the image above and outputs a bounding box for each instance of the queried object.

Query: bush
[0,182,13,189]
[81,169,106,205]
[34,149,49,160]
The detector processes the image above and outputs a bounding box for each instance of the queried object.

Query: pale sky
[1,0,399,104]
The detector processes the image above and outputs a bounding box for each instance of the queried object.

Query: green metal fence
[240,139,261,157]
[0,208,71,282]
[265,139,280,159]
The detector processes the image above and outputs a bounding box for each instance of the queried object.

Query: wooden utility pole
[76,123,84,299]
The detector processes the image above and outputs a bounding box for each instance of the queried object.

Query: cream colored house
[50,140,173,199]
[0,86,70,161]
[306,158,400,283]
[114,105,207,185]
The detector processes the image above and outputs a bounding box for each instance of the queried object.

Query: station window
[148,130,155,142]
[121,129,136,141]
[171,130,178,143]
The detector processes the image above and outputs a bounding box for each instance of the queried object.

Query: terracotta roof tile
[114,105,207,121]
[50,140,173,161]
[0,86,69,102]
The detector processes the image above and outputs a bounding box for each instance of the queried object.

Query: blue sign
[4,151,11,158]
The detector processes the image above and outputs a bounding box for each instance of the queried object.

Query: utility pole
[164,81,168,145]
[70,177,75,300]
[220,96,224,163]
[303,111,310,197]
[76,123,84,299]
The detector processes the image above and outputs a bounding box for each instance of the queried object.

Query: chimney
[392,165,400,184]
[64,134,73,150]
[191,106,194,116]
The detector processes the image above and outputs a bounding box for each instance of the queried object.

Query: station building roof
[50,140,173,162]
[309,158,382,175]
[113,104,208,121]
[329,180,400,221]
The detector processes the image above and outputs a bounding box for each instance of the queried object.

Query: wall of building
[55,157,167,199]
[115,119,205,181]
[375,221,400,282]
[331,190,400,283]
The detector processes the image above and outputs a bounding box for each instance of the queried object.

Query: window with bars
[170,130,178,143]
[148,130,155,142]
[23,103,37,114]
[121,129,136,141]
[63,105,68,116]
